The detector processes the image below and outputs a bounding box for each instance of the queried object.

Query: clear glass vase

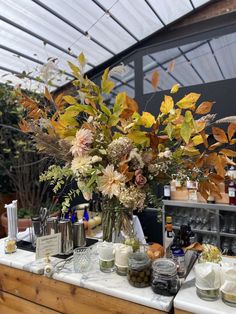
[101,198,133,242]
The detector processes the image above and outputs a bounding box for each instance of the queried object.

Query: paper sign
[36,233,61,259]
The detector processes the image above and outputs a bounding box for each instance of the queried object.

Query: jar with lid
[151,258,180,296]
[127,252,151,288]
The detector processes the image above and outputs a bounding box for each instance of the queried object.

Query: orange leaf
[230,139,236,145]
[18,119,30,133]
[215,155,226,177]
[208,173,224,184]
[44,87,53,103]
[228,123,236,141]
[212,127,228,143]
[220,149,236,157]
[151,70,159,90]
[195,101,214,115]
[120,96,138,119]
[168,60,175,73]
[55,93,65,111]
[200,130,208,148]
[208,142,222,150]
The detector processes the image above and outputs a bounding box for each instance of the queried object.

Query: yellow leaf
[151,70,159,90]
[165,122,173,139]
[138,112,155,128]
[212,127,228,143]
[101,68,115,94]
[67,61,81,78]
[64,95,77,105]
[170,84,179,94]
[185,110,193,123]
[127,131,150,146]
[220,149,236,157]
[192,134,204,146]
[182,146,200,156]
[176,93,201,109]
[180,121,192,144]
[195,101,214,114]
[228,123,236,141]
[77,52,86,68]
[160,95,174,115]
[195,121,206,132]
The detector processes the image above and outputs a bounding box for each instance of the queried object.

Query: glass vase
[101,198,133,242]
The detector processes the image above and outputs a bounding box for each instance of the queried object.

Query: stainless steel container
[58,220,73,255]
[73,222,86,248]
[46,217,58,235]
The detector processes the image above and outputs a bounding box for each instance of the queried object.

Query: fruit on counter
[147,243,164,261]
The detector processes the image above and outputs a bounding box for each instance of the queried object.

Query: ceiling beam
[207,40,226,80]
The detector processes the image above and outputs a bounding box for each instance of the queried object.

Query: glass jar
[73,247,91,273]
[127,252,151,288]
[4,238,16,254]
[151,258,180,296]
[115,244,133,276]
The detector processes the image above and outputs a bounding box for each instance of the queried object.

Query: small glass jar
[115,244,133,276]
[151,258,180,296]
[98,242,115,273]
[73,247,91,273]
[4,238,16,254]
[127,252,151,288]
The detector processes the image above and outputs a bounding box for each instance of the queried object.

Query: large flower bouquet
[18,53,236,240]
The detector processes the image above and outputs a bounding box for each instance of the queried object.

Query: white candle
[115,244,133,267]
[98,242,114,261]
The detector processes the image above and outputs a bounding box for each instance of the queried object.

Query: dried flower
[98,165,125,199]
[70,128,93,157]
[119,185,146,210]
[107,137,133,163]
[127,148,144,170]
[71,156,92,176]
[135,169,147,188]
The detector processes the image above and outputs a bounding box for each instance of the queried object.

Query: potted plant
[0,84,55,236]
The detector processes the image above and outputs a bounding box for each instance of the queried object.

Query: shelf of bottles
[163,200,236,256]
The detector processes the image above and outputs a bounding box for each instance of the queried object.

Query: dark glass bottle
[228,179,236,205]
[180,225,190,247]
[171,236,185,278]
[187,224,195,244]
[83,206,89,221]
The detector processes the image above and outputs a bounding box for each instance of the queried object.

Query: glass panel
[97,0,163,40]
[191,0,210,8]
[143,30,236,94]
[147,0,192,24]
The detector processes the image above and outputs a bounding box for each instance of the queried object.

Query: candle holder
[73,247,91,273]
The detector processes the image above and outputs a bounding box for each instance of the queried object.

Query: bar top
[0,238,173,312]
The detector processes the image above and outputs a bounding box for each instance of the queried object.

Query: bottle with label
[187,224,195,244]
[163,185,171,200]
[187,181,198,201]
[171,235,185,278]
[166,216,173,238]
[228,166,236,205]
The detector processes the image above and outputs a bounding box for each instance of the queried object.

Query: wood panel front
[174,309,193,314]
[0,264,170,314]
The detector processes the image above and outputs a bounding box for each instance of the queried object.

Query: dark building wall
[139,78,236,120]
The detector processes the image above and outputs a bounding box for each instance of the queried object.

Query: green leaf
[113,92,126,115]
[64,95,77,105]
[108,114,120,127]
[180,121,192,144]
[67,61,81,78]
[165,122,173,139]
[127,131,150,146]
[100,103,111,116]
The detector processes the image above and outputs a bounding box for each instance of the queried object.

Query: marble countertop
[0,238,173,312]
[174,257,236,314]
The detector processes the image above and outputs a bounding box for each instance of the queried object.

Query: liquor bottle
[171,235,185,278]
[187,224,195,244]
[180,225,190,247]
[163,185,171,200]
[166,216,173,238]
[83,206,89,221]
[228,166,236,205]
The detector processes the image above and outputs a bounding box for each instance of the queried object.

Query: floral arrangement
[18,53,236,240]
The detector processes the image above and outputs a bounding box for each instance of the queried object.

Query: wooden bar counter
[0,239,173,314]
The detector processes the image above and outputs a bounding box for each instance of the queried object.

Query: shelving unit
[163,200,236,253]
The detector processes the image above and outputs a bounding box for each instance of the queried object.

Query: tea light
[115,244,133,276]
[98,242,115,273]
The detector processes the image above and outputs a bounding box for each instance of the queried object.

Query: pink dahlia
[70,128,93,157]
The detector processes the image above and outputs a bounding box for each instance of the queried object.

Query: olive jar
[151,258,180,296]
[127,252,151,288]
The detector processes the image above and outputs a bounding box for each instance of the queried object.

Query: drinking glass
[73,247,92,273]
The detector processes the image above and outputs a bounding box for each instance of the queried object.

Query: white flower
[40,60,59,84]
[91,156,102,163]
[70,128,93,157]
[98,165,125,199]
[71,156,92,176]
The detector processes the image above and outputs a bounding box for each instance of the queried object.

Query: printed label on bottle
[164,186,171,197]
[228,187,236,197]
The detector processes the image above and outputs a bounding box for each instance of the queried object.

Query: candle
[98,242,115,273]
[115,244,133,276]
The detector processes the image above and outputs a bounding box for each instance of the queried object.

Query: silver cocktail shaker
[73,222,86,248]
[46,217,58,235]
[58,220,73,255]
